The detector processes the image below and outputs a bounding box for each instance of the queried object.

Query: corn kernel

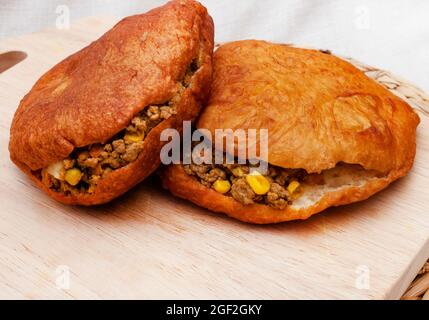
[64,168,82,186]
[287,180,301,195]
[231,167,244,177]
[124,131,145,143]
[246,171,270,195]
[213,179,231,194]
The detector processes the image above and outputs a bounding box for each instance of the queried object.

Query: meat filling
[183,161,314,209]
[41,59,200,195]
[42,104,176,195]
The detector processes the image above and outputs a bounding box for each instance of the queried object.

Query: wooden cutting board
[0,16,428,300]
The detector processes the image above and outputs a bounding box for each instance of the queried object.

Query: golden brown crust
[161,40,420,224]
[161,163,410,224]
[9,0,214,205]
[198,40,420,174]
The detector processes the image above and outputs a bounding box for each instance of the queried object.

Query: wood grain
[0,16,428,300]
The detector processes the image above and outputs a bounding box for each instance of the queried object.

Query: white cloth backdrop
[0,0,428,91]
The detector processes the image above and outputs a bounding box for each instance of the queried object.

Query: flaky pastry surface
[162,40,420,223]
[9,0,214,205]
[199,40,420,174]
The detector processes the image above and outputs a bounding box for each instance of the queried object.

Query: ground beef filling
[42,104,176,195]
[183,163,313,209]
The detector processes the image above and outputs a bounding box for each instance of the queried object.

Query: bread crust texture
[162,40,420,224]
[162,164,409,224]
[199,40,420,174]
[9,0,214,205]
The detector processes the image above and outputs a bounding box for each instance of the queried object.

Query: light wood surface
[0,16,428,300]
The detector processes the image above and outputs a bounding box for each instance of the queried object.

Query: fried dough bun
[9,0,214,205]
[162,40,420,224]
